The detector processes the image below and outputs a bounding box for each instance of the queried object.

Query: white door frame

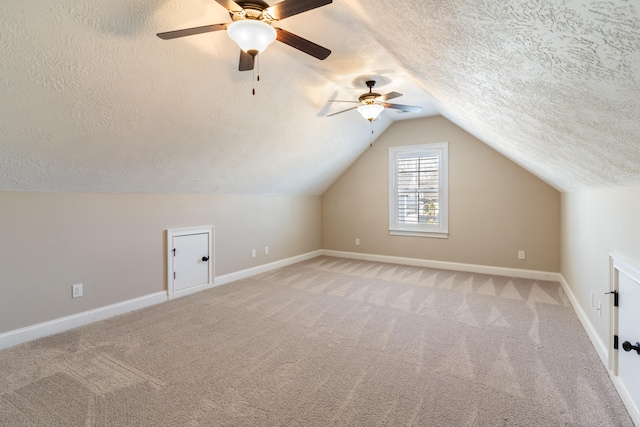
[609,253,640,426]
[167,226,215,299]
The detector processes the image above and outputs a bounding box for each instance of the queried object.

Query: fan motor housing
[359,93,381,103]
[231,0,271,21]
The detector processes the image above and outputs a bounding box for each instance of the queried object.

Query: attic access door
[167,226,214,299]
[610,254,640,426]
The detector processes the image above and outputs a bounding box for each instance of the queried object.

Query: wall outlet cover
[72,283,83,298]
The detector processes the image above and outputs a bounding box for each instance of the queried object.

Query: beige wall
[0,192,321,334]
[561,186,640,342]
[322,116,561,272]
[0,116,564,337]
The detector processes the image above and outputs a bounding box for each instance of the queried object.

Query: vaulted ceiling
[1,0,639,195]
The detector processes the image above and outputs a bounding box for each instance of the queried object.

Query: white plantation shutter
[389,143,448,237]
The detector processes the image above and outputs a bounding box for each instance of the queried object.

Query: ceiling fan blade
[384,103,422,113]
[378,91,402,102]
[214,0,244,12]
[327,106,358,117]
[275,28,331,60]
[328,100,359,103]
[267,0,332,20]
[157,23,227,40]
[238,50,255,71]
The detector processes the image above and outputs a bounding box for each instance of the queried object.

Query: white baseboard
[325,250,639,425]
[0,251,324,350]
[611,375,640,427]
[320,251,609,361]
[215,250,324,286]
[0,248,605,382]
[557,275,608,366]
[0,292,167,351]
[556,273,640,426]
[321,250,562,282]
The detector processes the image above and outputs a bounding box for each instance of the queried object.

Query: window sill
[389,229,448,239]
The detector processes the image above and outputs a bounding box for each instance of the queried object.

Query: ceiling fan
[328,80,422,121]
[157,0,332,72]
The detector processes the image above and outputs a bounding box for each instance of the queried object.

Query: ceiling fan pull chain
[251,55,260,96]
[370,121,374,147]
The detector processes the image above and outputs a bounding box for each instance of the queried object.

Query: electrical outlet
[72,283,83,298]
[264,246,269,255]
[518,250,525,260]
[355,238,360,246]
[251,249,256,258]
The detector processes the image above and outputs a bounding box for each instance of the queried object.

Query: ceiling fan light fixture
[357,103,385,121]
[227,20,277,55]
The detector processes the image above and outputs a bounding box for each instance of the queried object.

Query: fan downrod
[359,80,381,103]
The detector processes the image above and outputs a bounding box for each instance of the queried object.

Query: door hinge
[614,335,619,350]
[605,290,618,307]
[174,272,176,280]
[172,248,176,257]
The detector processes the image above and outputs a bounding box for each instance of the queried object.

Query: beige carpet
[0,256,633,426]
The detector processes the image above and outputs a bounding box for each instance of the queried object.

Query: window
[389,142,448,238]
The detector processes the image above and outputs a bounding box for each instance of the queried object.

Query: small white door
[618,270,640,416]
[172,233,210,292]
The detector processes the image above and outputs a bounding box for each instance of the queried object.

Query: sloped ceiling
[1,0,638,195]
[345,0,640,192]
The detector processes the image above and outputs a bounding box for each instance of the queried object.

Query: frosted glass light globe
[227,20,277,55]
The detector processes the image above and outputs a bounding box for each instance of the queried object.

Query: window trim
[389,142,449,238]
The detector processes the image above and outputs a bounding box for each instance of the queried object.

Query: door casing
[609,253,640,426]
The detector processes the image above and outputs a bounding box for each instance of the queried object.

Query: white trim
[0,292,167,351]
[556,260,640,427]
[609,255,619,374]
[319,250,615,379]
[0,251,322,350]
[612,253,640,280]
[389,142,449,236]
[609,253,640,427]
[320,250,560,281]
[320,250,610,366]
[610,375,640,427]
[324,249,640,421]
[215,250,323,286]
[389,230,448,238]
[557,275,608,365]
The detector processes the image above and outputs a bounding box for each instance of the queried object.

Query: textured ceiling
[1,0,639,195]
[345,0,640,192]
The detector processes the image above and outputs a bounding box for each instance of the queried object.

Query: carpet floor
[0,256,633,426]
